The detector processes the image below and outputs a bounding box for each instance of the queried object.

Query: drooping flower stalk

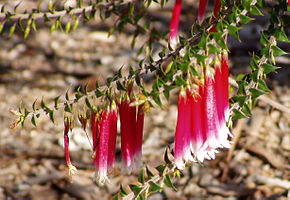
[169,0,182,48]
[64,116,77,179]
[107,101,118,172]
[94,108,110,183]
[198,0,207,22]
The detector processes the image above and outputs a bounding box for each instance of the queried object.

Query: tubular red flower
[119,98,135,174]
[91,111,99,151]
[107,101,118,172]
[174,88,187,169]
[189,86,208,162]
[203,75,221,148]
[169,0,182,47]
[198,0,207,22]
[134,104,144,167]
[64,117,77,178]
[221,53,230,121]
[209,0,221,32]
[94,109,110,183]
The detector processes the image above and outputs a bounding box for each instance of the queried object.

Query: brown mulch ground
[0,1,289,199]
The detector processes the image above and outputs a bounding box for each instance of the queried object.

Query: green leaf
[148,181,163,193]
[195,54,207,64]
[257,79,271,92]
[228,25,240,41]
[272,46,287,57]
[31,115,37,128]
[244,0,251,9]
[32,19,37,32]
[73,18,79,31]
[65,22,71,33]
[240,15,254,24]
[75,92,83,100]
[137,194,145,200]
[120,185,128,197]
[261,63,278,74]
[156,165,166,175]
[175,76,186,86]
[250,88,264,99]
[50,24,56,34]
[146,166,154,179]
[129,184,142,195]
[237,80,246,95]
[54,96,60,109]
[275,29,290,43]
[117,81,126,91]
[112,194,119,200]
[232,95,247,106]
[250,6,263,16]
[208,44,221,54]
[241,103,252,117]
[152,93,162,107]
[95,88,104,97]
[49,111,55,124]
[64,103,72,113]
[198,33,207,49]
[164,174,177,191]
[85,98,94,110]
[32,99,37,111]
[138,168,145,185]
[233,109,248,119]
[9,23,16,37]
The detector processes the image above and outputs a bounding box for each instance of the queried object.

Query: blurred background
[0,0,289,199]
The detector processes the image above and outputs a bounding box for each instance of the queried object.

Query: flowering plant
[5,0,289,198]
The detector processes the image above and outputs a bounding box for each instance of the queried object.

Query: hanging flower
[119,94,145,174]
[189,86,209,162]
[209,0,221,32]
[169,0,182,48]
[119,96,136,174]
[134,104,144,168]
[174,87,194,169]
[64,116,77,179]
[107,101,118,173]
[198,0,207,22]
[94,108,110,183]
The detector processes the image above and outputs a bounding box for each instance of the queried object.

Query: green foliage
[6,0,288,198]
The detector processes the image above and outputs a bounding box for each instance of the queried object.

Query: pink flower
[198,0,207,22]
[203,73,230,151]
[135,104,144,167]
[107,101,118,173]
[94,108,110,183]
[174,55,232,167]
[64,116,77,178]
[119,94,145,174]
[209,0,221,32]
[169,0,182,48]
[174,87,194,169]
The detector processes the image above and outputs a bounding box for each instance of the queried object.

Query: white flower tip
[94,171,110,184]
[174,159,185,170]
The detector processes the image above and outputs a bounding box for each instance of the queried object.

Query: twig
[221,118,246,182]
[0,1,133,22]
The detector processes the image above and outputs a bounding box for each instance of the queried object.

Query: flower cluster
[174,54,232,169]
